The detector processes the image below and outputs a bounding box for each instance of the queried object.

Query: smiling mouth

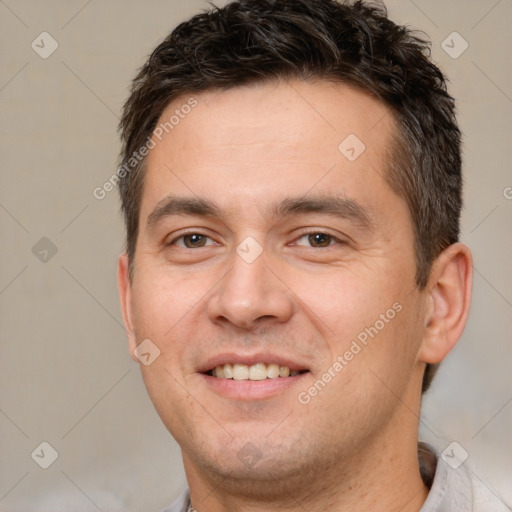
[205,363,309,381]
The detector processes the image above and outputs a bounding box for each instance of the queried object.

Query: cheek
[139,360,199,441]
[343,295,424,398]
[291,264,402,343]
[131,268,208,340]
[304,298,423,431]
[292,264,421,393]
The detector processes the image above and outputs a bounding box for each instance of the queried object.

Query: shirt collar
[419,442,472,512]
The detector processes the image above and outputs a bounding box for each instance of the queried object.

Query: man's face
[120,80,429,488]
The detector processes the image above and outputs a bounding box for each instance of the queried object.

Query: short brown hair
[118,0,462,393]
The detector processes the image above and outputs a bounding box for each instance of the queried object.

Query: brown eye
[307,233,333,247]
[182,234,207,248]
[295,232,338,248]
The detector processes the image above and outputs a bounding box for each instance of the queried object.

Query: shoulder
[472,476,511,512]
[420,443,510,512]
[159,488,190,512]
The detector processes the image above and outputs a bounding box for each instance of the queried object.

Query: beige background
[1,0,511,510]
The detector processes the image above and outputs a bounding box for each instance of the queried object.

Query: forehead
[141,79,397,218]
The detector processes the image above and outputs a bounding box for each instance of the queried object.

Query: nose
[207,246,294,330]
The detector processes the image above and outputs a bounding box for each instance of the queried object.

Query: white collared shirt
[160,443,510,512]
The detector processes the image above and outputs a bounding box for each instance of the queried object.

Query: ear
[118,253,139,362]
[418,243,473,365]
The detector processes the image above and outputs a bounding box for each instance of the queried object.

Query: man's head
[119,0,464,394]
[117,0,472,505]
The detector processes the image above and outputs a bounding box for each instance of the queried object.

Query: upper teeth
[212,363,300,380]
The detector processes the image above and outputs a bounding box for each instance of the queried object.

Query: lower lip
[199,372,309,400]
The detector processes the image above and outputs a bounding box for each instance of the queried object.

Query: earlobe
[117,254,139,362]
[418,243,473,365]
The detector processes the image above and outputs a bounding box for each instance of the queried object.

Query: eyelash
[293,231,344,248]
[167,231,217,248]
[167,230,345,248]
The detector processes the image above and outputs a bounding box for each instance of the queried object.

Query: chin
[184,434,330,499]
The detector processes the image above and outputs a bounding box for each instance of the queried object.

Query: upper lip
[198,352,310,373]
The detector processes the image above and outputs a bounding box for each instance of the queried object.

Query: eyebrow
[146,194,374,230]
[268,195,374,230]
[147,196,222,227]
